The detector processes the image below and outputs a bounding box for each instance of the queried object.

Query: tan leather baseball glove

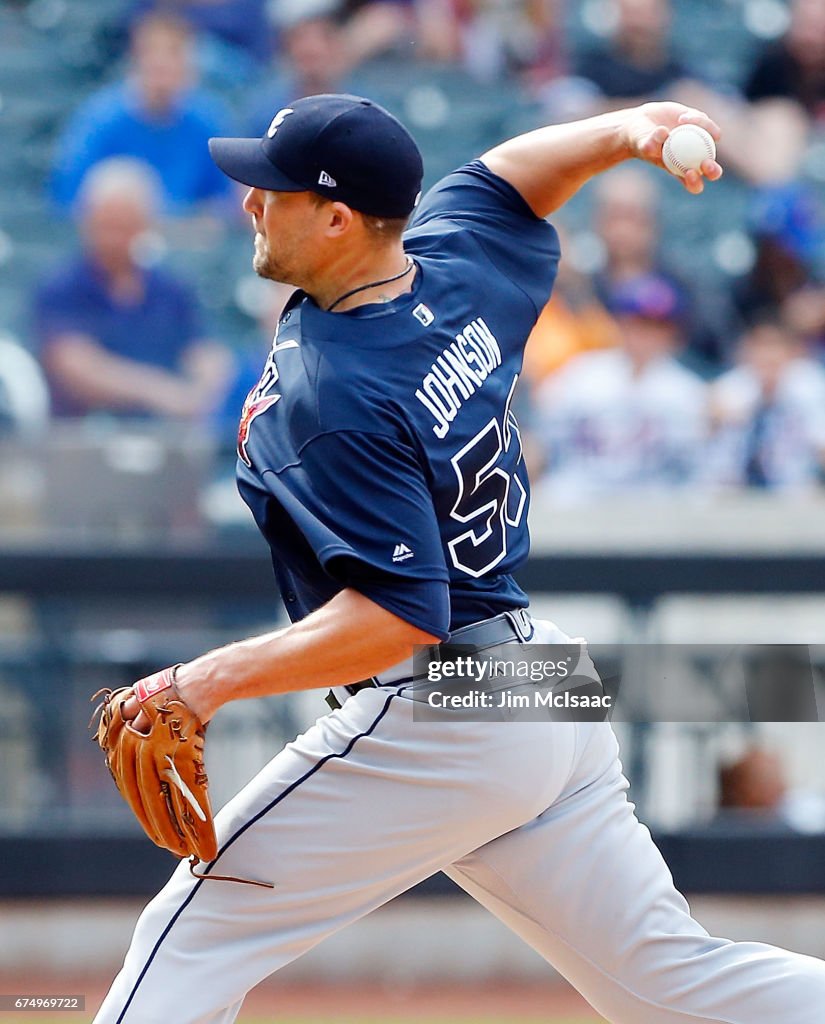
[91,666,218,865]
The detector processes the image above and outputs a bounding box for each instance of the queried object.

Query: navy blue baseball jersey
[236,160,560,640]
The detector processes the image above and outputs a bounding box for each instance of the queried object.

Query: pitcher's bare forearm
[482,102,722,219]
[126,589,438,724]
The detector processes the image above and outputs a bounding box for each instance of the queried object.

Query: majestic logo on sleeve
[237,331,298,466]
[414,317,502,438]
[392,543,414,563]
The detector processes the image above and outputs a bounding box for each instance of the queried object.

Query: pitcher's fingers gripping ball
[662,123,717,178]
[91,666,218,866]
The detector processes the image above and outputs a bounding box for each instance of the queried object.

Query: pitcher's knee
[627,939,825,1024]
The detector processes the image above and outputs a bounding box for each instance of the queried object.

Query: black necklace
[326,256,415,312]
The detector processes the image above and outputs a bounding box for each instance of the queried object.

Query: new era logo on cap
[318,170,337,187]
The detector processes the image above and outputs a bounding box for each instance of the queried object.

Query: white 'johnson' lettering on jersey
[414,317,502,438]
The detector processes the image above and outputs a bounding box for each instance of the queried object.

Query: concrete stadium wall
[3,896,825,982]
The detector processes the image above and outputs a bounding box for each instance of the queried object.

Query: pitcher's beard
[251,231,290,283]
[252,250,281,281]
[252,241,282,282]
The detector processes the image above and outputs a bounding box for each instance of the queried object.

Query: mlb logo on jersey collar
[413,303,434,327]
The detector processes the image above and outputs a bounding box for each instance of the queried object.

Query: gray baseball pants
[94,618,825,1023]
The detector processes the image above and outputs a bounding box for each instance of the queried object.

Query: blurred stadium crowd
[2,0,825,504]
[4,0,825,850]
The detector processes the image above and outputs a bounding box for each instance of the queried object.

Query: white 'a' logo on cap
[267,108,294,138]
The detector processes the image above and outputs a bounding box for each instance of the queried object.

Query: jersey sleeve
[407,159,560,315]
[263,429,451,640]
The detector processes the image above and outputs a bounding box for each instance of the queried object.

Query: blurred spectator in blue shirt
[128,0,274,75]
[533,274,707,501]
[733,203,822,328]
[707,318,825,491]
[50,12,232,214]
[34,159,233,420]
[733,187,825,363]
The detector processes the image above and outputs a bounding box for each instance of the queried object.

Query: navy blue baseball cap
[208,94,423,219]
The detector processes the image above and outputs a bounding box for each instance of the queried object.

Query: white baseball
[661,124,716,178]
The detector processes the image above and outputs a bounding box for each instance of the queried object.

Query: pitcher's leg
[447,723,825,1024]
[95,687,578,1024]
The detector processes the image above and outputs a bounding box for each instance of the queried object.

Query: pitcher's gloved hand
[91,666,218,864]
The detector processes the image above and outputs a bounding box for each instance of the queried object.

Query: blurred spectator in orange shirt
[35,159,234,422]
[522,229,620,388]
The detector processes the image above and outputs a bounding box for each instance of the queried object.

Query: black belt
[325,609,533,711]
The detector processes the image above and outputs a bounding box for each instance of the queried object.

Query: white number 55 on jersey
[448,376,527,578]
